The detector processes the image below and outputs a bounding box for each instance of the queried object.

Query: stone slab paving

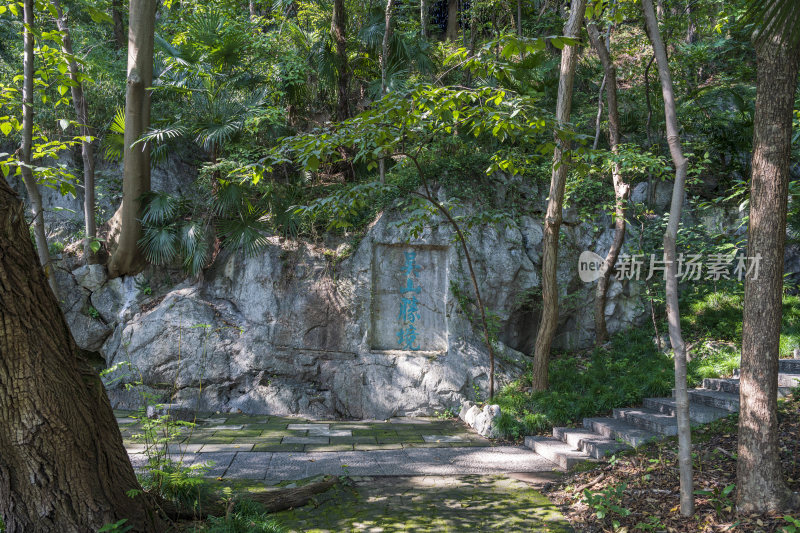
[118,411,560,484]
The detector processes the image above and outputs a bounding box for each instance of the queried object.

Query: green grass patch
[495,292,800,439]
[495,327,674,438]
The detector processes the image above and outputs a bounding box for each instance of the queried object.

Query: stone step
[613,407,678,436]
[702,377,795,397]
[524,436,593,470]
[780,373,800,387]
[683,389,739,412]
[583,417,659,448]
[552,427,629,459]
[701,378,739,394]
[643,397,730,424]
[741,361,800,375]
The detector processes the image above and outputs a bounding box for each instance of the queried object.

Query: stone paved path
[274,475,572,532]
[117,411,560,484]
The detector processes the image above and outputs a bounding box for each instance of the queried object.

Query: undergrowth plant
[581,482,631,529]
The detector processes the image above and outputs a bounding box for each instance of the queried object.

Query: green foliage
[97,519,132,533]
[436,407,458,419]
[681,291,800,363]
[139,459,212,512]
[582,482,631,528]
[783,515,800,533]
[48,240,65,255]
[634,515,667,531]
[495,328,674,435]
[205,499,287,533]
[694,483,735,516]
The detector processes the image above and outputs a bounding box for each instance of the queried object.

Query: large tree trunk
[331,0,349,121]
[54,0,98,265]
[446,0,459,40]
[642,0,693,516]
[586,22,629,346]
[420,0,429,38]
[111,0,126,50]
[531,0,586,391]
[20,0,58,297]
[0,178,167,532]
[108,0,157,278]
[736,20,800,514]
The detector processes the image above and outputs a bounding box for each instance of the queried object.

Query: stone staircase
[525,359,800,470]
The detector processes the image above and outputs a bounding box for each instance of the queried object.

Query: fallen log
[157,475,340,520]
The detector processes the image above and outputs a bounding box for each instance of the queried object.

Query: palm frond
[141,191,179,225]
[178,221,210,276]
[217,207,270,257]
[139,225,178,265]
[213,181,246,216]
[102,107,125,161]
[745,0,800,45]
[136,125,188,149]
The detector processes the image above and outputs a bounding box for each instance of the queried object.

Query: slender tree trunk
[465,0,479,86]
[249,0,256,18]
[108,0,157,278]
[644,53,656,205]
[642,0,693,516]
[331,0,349,121]
[378,0,394,184]
[112,0,125,50]
[592,74,606,150]
[0,178,167,532]
[685,1,697,44]
[420,0,429,38]
[531,0,586,391]
[517,0,522,35]
[736,22,800,514]
[53,0,98,265]
[20,0,57,297]
[446,0,459,40]
[587,23,629,346]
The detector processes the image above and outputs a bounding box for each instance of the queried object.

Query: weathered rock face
[54,198,651,419]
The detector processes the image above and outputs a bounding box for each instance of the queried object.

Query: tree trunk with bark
[0,178,166,532]
[20,0,57,297]
[586,22,630,346]
[378,0,394,184]
[108,0,157,278]
[420,0,429,38]
[642,0,693,516]
[111,0,125,50]
[736,21,800,514]
[446,0,459,40]
[331,0,349,121]
[531,0,586,391]
[54,0,98,265]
